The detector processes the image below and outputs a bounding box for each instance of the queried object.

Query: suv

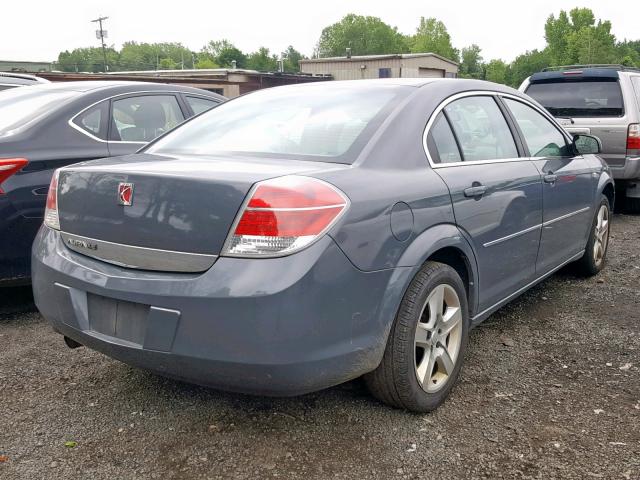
[0,72,50,91]
[520,65,640,211]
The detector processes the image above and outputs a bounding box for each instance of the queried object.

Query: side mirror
[573,134,602,155]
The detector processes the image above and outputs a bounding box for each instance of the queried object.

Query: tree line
[56,7,639,87]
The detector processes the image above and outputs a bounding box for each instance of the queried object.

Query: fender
[371,223,480,363]
[595,169,615,209]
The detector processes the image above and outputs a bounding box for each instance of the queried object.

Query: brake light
[44,170,60,230]
[222,176,349,257]
[627,124,640,151]
[0,158,28,194]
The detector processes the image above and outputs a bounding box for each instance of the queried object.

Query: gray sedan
[31,79,614,412]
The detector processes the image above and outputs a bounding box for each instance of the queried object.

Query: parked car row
[0,81,224,284]
[25,78,613,412]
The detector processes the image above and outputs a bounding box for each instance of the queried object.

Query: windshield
[526,80,624,117]
[0,88,78,134]
[147,84,408,163]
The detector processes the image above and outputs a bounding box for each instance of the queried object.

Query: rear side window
[185,96,219,115]
[444,96,518,161]
[526,80,624,117]
[429,113,461,163]
[112,95,185,142]
[504,99,570,157]
[73,102,107,140]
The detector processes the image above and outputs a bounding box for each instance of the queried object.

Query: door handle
[544,173,558,184]
[463,185,487,198]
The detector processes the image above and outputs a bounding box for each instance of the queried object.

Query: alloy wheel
[593,204,609,267]
[414,284,463,393]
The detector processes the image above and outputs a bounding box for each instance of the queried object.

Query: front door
[427,95,543,312]
[501,98,595,274]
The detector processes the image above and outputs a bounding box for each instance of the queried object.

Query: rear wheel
[575,196,611,276]
[364,261,469,412]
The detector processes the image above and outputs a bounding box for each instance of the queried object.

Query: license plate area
[87,293,149,345]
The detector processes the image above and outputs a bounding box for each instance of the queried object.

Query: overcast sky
[1,0,636,64]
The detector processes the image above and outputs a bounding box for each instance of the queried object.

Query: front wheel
[575,196,611,276]
[364,261,469,412]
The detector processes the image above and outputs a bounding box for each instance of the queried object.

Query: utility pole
[91,16,109,72]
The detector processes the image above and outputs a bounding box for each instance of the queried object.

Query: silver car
[520,65,640,211]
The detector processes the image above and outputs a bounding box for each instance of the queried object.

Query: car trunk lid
[57,153,345,268]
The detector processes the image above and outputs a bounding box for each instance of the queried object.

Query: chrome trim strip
[422,90,574,169]
[67,90,219,144]
[60,232,217,273]
[543,207,590,227]
[246,204,346,212]
[472,250,584,322]
[483,224,542,248]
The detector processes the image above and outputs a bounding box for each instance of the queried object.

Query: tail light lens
[222,176,349,257]
[44,170,60,230]
[627,124,640,152]
[0,158,28,194]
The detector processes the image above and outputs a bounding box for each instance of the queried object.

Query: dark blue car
[32,79,613,411]
[0,81,224,284]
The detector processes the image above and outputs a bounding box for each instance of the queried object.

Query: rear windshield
[0,88,77,135]
[147,84,408,163]
[526,80,624,117]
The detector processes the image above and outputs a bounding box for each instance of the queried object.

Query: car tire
[575,195,611,276]
[364,261,469,412]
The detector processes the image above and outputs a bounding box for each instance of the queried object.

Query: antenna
[91,16,109,72]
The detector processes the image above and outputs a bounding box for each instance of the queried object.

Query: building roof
[300,52,459,66]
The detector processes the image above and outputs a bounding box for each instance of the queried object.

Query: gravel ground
[1,215,638,480]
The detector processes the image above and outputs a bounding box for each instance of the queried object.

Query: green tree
[282,45,305,72]
[195,58,219,69]
[246,47,278,71]
[459,44,483,78]
[505,49,551,88]
[485,59,508,84]
[410,17,458,62]
[201,40,247,68]
[316,14,407,57]
[544,8,617,66]
[57,47,120,73]
[119,42,195,70]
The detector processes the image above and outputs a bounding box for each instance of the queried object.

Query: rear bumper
[606,156,640,180]
[32,227,410,396]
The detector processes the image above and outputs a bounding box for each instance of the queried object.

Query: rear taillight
[44,170,60,230]
[0,158,28,194]
[222,176,349,257]
[627,124,640,152]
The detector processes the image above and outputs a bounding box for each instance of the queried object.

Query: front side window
[112,95,185,142]
[444,96,518,161]
[147,84,407,162]
[504,98,570,157]
[525,80,624,117]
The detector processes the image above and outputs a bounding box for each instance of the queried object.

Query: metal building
[299,53,458,80]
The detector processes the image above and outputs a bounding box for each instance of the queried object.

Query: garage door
[418,67,444,78]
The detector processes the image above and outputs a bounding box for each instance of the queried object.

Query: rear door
[524,71,628,170]
[427,94,543,312]
[107,94,187,157]
[502,97,595,274]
